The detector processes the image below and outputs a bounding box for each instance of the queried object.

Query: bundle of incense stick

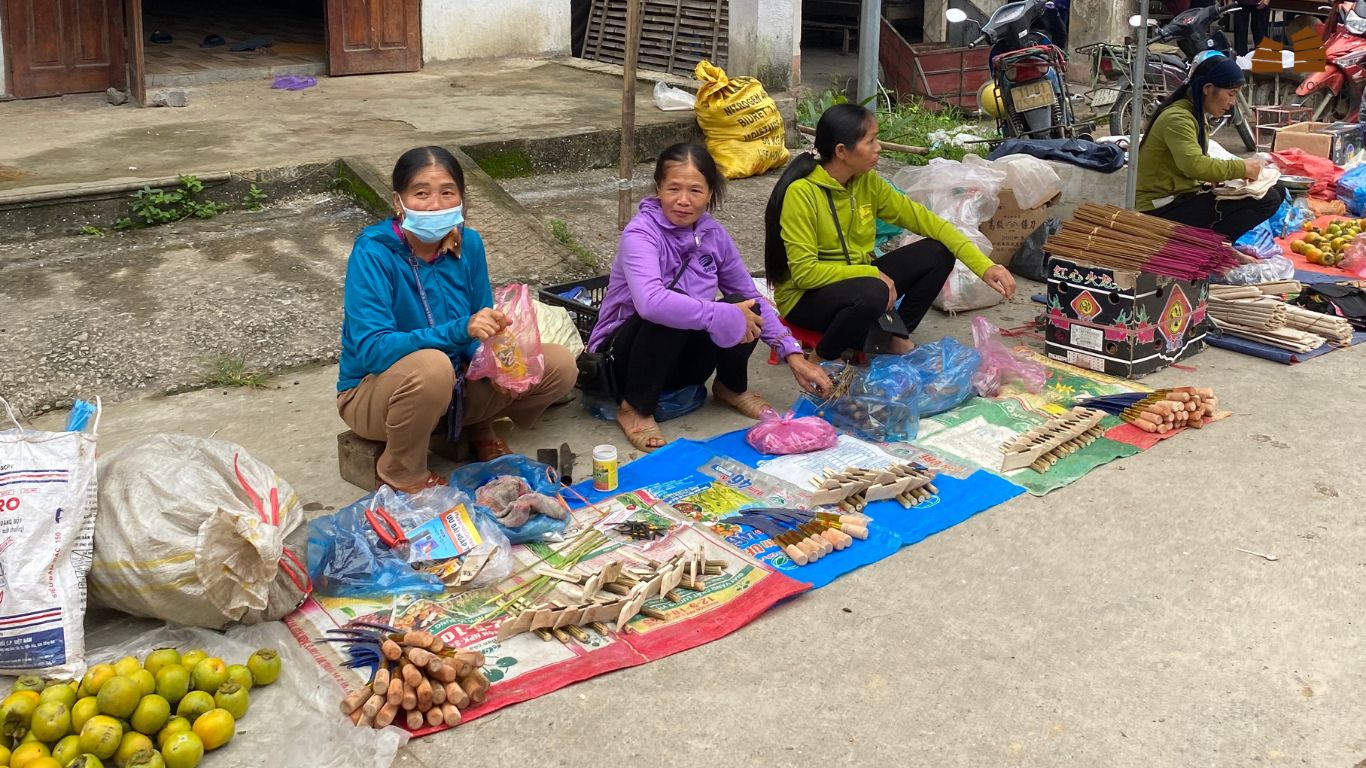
[1046,204,1240,280]
[1073,387,1217,433]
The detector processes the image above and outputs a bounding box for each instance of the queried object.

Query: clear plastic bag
[1341,235,1366,278]
[745,408,838,455]
[811,358,922,443]
[966,153,1062,209]
[306,486,453,598]
[653,80,697,111]
[970,316,1046,397]
[468,283,544,395]
[892,158,1008,257]
[82,621,406,768]
[935,261,1005,313]
[1218,255,1296,284]
[904,337,982,416]
[449,454,570,544]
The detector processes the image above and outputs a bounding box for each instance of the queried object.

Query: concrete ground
[30,294,1366,768]
[7,56,1366,768]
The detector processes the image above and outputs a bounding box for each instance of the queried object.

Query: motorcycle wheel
[1293,90,1348,123]
[1233,109,1256,153]
[1108,92,1161,140]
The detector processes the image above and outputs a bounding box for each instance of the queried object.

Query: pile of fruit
[1291,219,1366,266]
[1,647,281,768]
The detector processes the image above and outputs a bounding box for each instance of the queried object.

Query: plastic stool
[768,322,867,364]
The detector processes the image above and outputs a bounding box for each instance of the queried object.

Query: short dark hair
[392,146,466,199]
[653,143,725,210]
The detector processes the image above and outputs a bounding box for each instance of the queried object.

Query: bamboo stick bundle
[1252,280,1303,296]
[1283,304,1354,343]
[1047,204,1239,280]
[1211,317,1327,353]
[1208,285,1263,300]
[1074,386,1220,432]
[1208,296,1288,330]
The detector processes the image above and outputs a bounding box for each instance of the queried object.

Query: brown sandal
[713,385,772,420]
[471,438,514,462]
[617,402,667,453]
[382,472,447,495]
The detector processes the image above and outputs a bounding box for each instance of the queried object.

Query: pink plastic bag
[745,408,838,455]
[1341,235,1366,278]
[467,283,544,394]
[970,316,1046,397]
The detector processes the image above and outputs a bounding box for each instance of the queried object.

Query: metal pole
[619,0,643,231]
[1124,2,1150,209]
[857,0,883,103]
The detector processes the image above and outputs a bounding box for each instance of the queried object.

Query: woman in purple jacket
[587,144,832,452]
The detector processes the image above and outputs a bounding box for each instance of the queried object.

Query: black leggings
[610,306,758,419]
[785,239,956,360]
[1149,184,1285,242]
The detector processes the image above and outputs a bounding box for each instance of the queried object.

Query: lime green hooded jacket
[773,164,995,316]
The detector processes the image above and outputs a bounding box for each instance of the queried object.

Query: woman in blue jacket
[337,146,576,493]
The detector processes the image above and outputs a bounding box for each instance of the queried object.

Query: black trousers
[1234,7,1271,56]
[785,239,956,360]
[1149,184,1285,242]
[610,305,758,419]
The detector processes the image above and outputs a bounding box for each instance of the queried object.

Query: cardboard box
[1272,121,1363,165]
[982,189,1060,266]
[1043,256,1210,379]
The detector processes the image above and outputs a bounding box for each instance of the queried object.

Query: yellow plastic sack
[694,60,789,179]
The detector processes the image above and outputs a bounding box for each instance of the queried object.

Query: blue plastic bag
[449,455,571,544]
[1337,165,1366,216]
[1269,195,1312,237]
[582,384,706,423]
[307,486,448,598]
[1234,221,1280,260]
[903,337,981,417]
[808,358,922,442]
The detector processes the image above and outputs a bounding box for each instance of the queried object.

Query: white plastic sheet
[653,81,697,111]
[74,620,407,768]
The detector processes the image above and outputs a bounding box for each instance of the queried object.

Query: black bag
[574,254,695,398]
[1293,282,1366,330]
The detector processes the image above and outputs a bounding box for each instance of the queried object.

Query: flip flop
[149,31,172,45]
[471,438,513,462]
[379,472,447,495]
[231,35,274,52]
[200,34,226,48]
[712,387,771,420]
[616,402,667,452]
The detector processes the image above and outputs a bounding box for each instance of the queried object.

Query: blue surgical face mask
[399,202,464,244]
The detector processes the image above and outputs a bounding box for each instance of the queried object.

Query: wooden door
[4,0,125,98]
[325,0,422,76]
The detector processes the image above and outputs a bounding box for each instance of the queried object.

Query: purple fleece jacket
[587,198,802,360]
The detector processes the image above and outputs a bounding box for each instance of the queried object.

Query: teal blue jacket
[338,220,494,392]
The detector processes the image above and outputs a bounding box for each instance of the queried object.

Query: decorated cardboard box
[1044,256,1209,378]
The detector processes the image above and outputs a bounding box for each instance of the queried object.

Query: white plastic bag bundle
[90,434,311,628]
[893,159,1008,312]
[533,299,585,358]
[0,398,99,677]
[967,153,1062,209]
[653,80,697,111]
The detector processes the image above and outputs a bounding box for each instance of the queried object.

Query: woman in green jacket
[1136,54,1283,239]
[763,104,1016,360]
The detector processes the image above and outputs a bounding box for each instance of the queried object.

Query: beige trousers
[337,344,577,489]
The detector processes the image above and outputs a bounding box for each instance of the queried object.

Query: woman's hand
[786,353,832,397]
[982,264,1016,299]
[878,272,898,311]
[1243,156,1264,181]
[730,299,764,344]
[467,308,510,341]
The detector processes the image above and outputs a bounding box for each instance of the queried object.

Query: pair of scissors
[365,506,410,557]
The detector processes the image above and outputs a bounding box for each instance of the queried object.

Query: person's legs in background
[337,348,454,492]
[785,278,887,360]
[874,239,957,352]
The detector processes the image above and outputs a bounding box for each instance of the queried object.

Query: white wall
[729,0,799,90]
[422,0,571,61]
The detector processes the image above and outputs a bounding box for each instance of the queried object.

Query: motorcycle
[1293,0,1366,122]
[947,0,1079,139]
[1111,3,1258,151]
